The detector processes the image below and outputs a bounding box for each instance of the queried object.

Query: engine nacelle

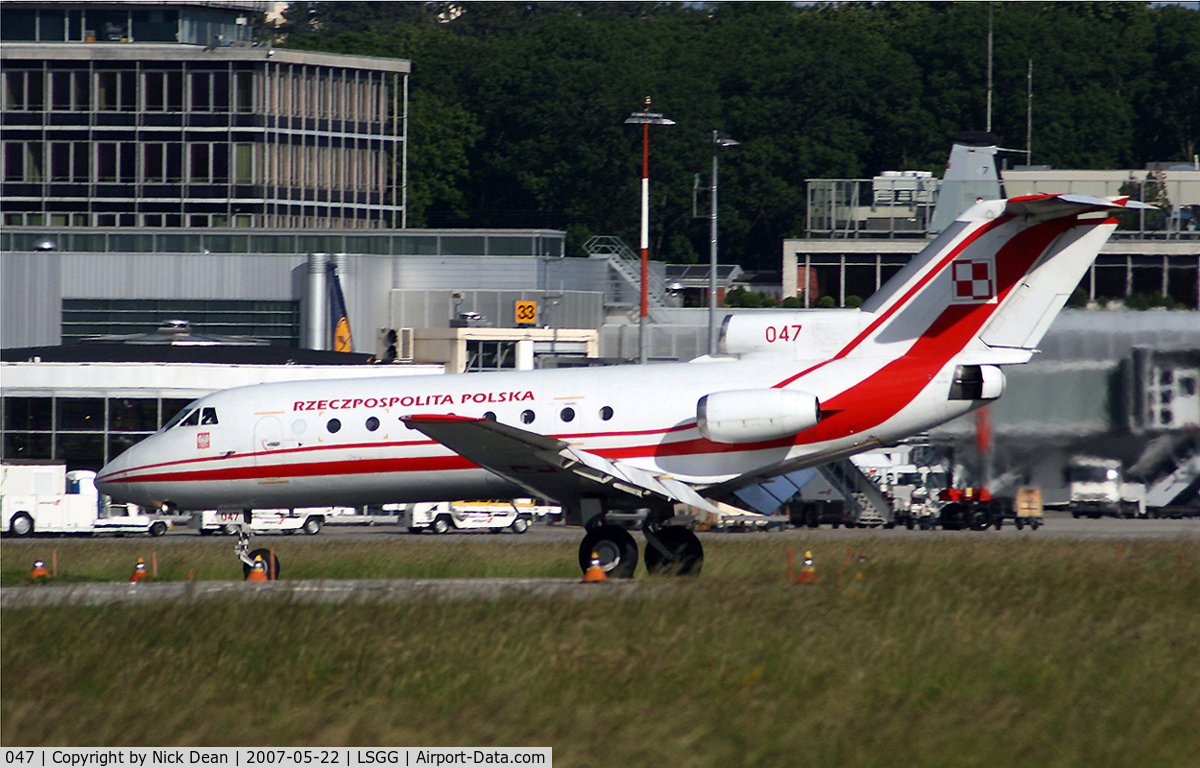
[948,364,1005,401]
[697,389,821,444]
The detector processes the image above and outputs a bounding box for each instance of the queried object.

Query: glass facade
[1,4,408,231]
[2,395,192,470]
[61,298,300,346]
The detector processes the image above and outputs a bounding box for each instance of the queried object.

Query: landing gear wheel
[578,525,638,579]
[242,548,281,580]
[644,526,704,576]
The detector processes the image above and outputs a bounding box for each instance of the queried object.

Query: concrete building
[1,1,408,230]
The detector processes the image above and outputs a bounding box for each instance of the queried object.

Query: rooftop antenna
[1025,59,1033,166]
[986,3,994,133]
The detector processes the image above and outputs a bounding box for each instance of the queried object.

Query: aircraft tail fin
[849,194,1152,363]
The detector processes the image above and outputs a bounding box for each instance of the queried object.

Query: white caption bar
[1,749,551,768]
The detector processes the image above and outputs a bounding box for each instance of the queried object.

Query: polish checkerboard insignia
[951,258,995,303]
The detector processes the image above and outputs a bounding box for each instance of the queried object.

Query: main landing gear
[577,505,704,579]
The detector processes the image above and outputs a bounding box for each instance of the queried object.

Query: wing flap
[401,414,724,516]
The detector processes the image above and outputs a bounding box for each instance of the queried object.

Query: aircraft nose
[96,441,155,507]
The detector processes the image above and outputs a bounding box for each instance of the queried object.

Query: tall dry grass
[3,536,1198,767]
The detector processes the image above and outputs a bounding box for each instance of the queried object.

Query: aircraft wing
[400,414,724,517]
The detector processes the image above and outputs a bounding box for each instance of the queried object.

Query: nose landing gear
[233,510,280,580]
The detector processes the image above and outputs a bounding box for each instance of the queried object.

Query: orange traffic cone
[582,551,608,583]
[29,558,50,581]
[246,554,269,582]
[129,557,148,582]
[796,550,819,583]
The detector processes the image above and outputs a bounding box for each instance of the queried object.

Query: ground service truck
[396,500,553,534]
[2,461,169,537]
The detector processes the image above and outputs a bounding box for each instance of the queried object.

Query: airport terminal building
[2,1,1196,504]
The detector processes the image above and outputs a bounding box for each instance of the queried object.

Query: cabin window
[521,410,535,425]
[600,406,614,421]
[560,407,575,423]
[179,409,201,427]
[365,417,379,431]
[200,407,219,425]
[483,411,496,421]
[327,418,341,433]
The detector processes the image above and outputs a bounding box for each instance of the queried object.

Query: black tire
[644,526,704,576]
[510,517,529,534]
[149,520,168,537]
[1015,517,1024,530]
[302,516,322,535]
[940,502,966,530]
[432,516,452,534]
[243,548,281,580]
[1031,518,1041,530]
[578,524,638,579]
[9,512,34,537]
[969,507,991,531]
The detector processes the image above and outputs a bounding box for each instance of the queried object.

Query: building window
[61,298,302,347]
[235,71,254,112]
[2,396,193,470]
[190,144,210,182]
[3,70,43,111]
[465,340,518,372]
[191,71,211,111]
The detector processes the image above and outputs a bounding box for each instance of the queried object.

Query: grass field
[3,535,1198,767]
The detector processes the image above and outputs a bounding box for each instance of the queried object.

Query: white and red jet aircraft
[97,194,1147,577]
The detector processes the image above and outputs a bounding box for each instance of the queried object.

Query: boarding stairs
[583,235,672,323]
[728,460,894,526]
[817,460,895,526]
[1131,432,1200,509]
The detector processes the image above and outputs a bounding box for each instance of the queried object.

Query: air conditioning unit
[377,327,415,363]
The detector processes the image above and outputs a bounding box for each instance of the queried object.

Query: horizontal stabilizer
[1000,193,1155,220]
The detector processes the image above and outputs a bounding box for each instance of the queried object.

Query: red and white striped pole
[625,98,674,365]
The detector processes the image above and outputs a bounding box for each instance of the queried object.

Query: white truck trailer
[193,507,351,535]
[1,461,169,537]
[396,499,555,534]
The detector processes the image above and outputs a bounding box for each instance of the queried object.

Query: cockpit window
[179,409,201,427]
[200,408,219,425]
[163,407,197,430]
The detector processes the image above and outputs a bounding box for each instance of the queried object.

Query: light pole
[708,130,738,355]
[624,97,674,364]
